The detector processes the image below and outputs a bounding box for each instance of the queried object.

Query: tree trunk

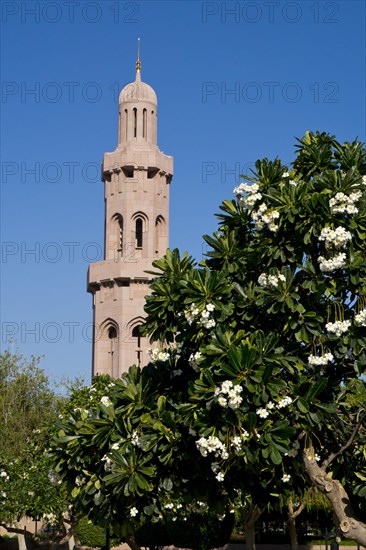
[13,523,27,550]
[287,498,304,550]
[242,504,264,550]
[62,518,76,549]
[125,534,142,550]
[304,448,366,546]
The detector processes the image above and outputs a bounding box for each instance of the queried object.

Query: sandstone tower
[88,50,173,377]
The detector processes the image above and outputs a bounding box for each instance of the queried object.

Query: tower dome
[117,50,158,148]
[119,73,157,105]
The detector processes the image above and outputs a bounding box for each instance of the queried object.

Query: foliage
[76,516,121,548]
[0,352,62,459]
[51,132,366,545]
[0,352,76,545]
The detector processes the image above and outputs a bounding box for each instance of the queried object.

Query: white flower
[318,252,346,272]
[148,348,170,362]
[277,396,293,409]
[326,320,351,337]
[100,396,111,407]
[231,436,242,451]
[216,471,225,482]
[282,172,290,178]
[256,408,269,419]
[308,352,333,366]
[75,475,85,486]
[282,474,291,483]
[165,502,174,509]
[130,507,138,517]
[329,191,361,214]
[318,226,352,248]
[355,308,366,326]
[258,272,285,288]
[111,442,120,450]
[131,431,140,446]
[196,435,228,459]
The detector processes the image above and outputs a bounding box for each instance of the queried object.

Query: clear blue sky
[1,0,365,386]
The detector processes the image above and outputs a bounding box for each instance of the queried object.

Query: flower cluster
[196,436,229,460]
[278,396,293,408]
[318,252,346,272]
[148,348,170,362]
[318,226,352,249]
[75,475,86,486]
[306,451,321,462]
[101,455,114,472]
[100,396,112,407]
[189,351,203,372]
[131,431,141,447]
[184,303,216,329]
[256,397,293,419]
[215,380,243,409]
[354,308,366,326]
[329,191,362,214]
[0,471,9,481]
[326,320,351,337]
[252,203,280,232]
[233,182,262,207]
[258,272,286,288]
[308,352,334,366]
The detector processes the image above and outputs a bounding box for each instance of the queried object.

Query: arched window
[124,109,128,141]
[110,214,123,257]
[108,326,117,339]
[118,217,123,251]
[135,218,143,249]
[133,108,137,138]
[100,320,119,378]
[143,108,147,139]
[132,324,143,365]
[155,215,165,255]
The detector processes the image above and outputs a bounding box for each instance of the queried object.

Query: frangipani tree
[51,369,233,549]
[52,132,366,549]
[142,132,366,545]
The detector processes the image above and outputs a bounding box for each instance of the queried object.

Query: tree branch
[322,411,365,469]
[0,523,36,539]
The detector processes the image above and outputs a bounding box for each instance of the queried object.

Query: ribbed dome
[119,74,157,105]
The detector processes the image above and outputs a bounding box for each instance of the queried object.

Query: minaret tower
[88,44,173,377]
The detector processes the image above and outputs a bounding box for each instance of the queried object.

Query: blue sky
[1,0,365,386]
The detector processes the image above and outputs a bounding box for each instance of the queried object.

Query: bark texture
[242,504,264,550]
[304,449,366,547]
[287,498,305,550]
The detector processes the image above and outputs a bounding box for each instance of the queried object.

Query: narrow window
[118,112,121,143]
[132,325,142,366]
[135,218,143,248]
[118,217,123,251]
[124,109,128,140]
[143,108,147,139]
[108,327,117,339]
[133,108,137,138]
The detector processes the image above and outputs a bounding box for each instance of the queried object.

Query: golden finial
[136,37,141,73]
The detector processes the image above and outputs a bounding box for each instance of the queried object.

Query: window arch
[127,318,145,366]
[111,214,123,256]
[100,319,119,377]
[135,218,143,248]
[132,212,148,251]
[143,108,147,139]
[155,215,166,255]
[133,108,137,138]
